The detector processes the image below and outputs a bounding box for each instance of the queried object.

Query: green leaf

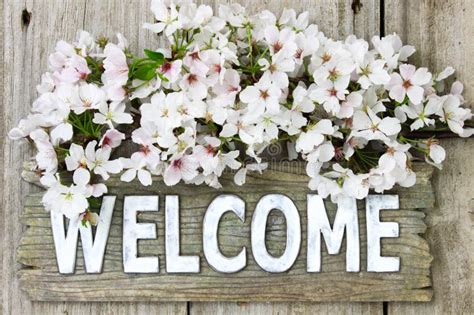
[68,111,103,139]
[134,64,157,81]
[157,72,169,82]
[144,49,164,64]
[88,197,102,209]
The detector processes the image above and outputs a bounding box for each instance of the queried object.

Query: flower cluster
[10,0,473,222]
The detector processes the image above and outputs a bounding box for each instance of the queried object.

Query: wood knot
[351,0,363,14]
[21,9,31,30]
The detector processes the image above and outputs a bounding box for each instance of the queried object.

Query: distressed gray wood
[17,163,434,302]
[385,1,474,314]
[1,0,183,314]
[190,302,383,315]
[188,7,382,315]
[4,0,472,313]
[1,0,383,313]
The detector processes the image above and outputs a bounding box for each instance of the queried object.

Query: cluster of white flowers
[10,0,473,222]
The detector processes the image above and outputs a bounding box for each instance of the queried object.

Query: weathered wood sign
[17,163,434,302]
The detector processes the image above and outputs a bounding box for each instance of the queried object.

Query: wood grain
[17,163,434,302]
[2,0,473,313]
[385,1,474,314]
[1,0,183,314]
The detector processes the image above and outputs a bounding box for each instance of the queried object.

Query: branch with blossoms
[9,0,473,225]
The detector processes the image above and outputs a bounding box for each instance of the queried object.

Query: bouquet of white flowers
[9,0,473,223]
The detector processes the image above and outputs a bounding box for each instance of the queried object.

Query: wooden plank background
[1,0,472,314]
[17,164,434,302]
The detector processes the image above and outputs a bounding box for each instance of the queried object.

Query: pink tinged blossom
[179,72,209,100]
[310,79,348,115]
[352,108,401,141]
[160,59,182,83]
[179,3,213,30]
[65,143,88,171]
[42,183,90,219]
[48,40,75,70]
[30,129,58,173]
[72,83,107,114]
[104,83,127,102]
[387,64,432,104]
[163,155,199,186]
[183,49,209,77]
[239,73,282,114]
[84,141,122,180]
[258,52,295,89]
[313,57,354,88]
[216,150,241,175]
[218,3,246,27]
[377,142,410,173]
[264,25,297,56]
[49,121,73,146]
[59,55,91,83]
[102,43,129,101]
[212,69,241,106]
[102,44,129,85]
[280,107,308,135]
[201,49,226,84]
[100,129,125,149]
[193,137,221,175]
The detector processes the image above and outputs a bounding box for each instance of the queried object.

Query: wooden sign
[17,163,434,302]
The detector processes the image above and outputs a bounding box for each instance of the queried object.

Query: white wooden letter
[123,196,159,273]
[307,195,359,272]
[51,196,115,274]
[366,195,400,272]
[165,195,200,273]
[252,194,301,273]
[203,194,246,273]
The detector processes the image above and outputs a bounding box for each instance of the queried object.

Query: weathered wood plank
[0,0,5,311]
[190,301,383,315]
[1,0,185,313]
[9,0,472,313]
[190,9,381,315]
[385,1,474,314]
[16,163,434,302]
[385,0,474,109]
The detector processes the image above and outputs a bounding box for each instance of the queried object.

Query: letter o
[251,194,301,272]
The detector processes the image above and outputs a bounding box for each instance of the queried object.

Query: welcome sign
[17,163,434,302]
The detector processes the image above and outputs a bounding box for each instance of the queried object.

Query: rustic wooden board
[384,1,474,313]
[2,0,184,314]
[1,0,385,313]
[3,0,473,314]
[16,163,434,302]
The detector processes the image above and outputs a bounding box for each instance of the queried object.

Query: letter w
[51,196,115,274]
